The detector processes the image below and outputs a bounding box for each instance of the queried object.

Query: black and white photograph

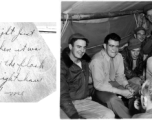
[61,1,152,119]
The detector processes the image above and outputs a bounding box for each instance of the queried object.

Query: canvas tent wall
[61,1,152,57]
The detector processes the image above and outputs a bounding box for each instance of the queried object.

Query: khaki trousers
[93,80,141,118]
[72,97,115,119]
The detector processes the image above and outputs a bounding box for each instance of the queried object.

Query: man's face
[147,9,152,23]
[106,39,119,58]
[135,30,146,42]
[130,48,141,60]
[69,39,86,59]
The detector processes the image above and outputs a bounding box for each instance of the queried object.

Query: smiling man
[90,33,140,118]
[120,38,145,115]
[60,33,115,119]
[134,27,146,43]
[121,38,144,85]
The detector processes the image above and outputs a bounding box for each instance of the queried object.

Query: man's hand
[127,86,135,95]
[125,84,135,95]
[120,89,133,99]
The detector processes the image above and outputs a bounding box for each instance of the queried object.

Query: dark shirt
[142,36,152,55]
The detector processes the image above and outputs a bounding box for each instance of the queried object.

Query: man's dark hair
[134,27,146,35]
[104,33,121,44]
[68,33,89,46]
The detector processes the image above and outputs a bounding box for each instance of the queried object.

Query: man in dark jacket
[121,38,144,85]
[60,33,115,119]
[121,38,144,116]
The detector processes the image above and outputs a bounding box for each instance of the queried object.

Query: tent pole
[61,14,70,38]
[61,10,143,21]
[87,33,133,50]
[134,14,138,27]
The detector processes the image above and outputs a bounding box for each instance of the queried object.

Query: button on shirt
[89,49,128,93]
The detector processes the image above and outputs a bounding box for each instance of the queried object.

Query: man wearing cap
[121,38,145,116]
[89,33,140,118]
[121,38,144,85]
[60,33,115,119]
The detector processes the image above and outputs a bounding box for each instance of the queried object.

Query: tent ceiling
[61,1,152,56]
[62,1,152,15]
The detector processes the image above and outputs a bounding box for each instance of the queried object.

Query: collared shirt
[89,49,128,93]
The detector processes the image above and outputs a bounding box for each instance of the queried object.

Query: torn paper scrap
[0,22,56,102]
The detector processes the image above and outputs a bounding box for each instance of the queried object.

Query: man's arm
[60,61,83,119]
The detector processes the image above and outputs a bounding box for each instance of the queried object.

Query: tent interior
[61,1,152,57]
